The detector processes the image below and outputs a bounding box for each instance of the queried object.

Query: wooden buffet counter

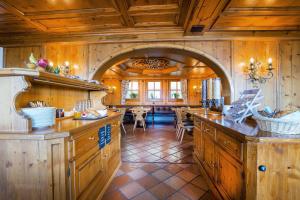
[189,111,300,200]
[0,68,121,200]
[0,111,121,200]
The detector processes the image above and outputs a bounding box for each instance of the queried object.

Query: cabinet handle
[258,165,267,172]
[88,136,95,140]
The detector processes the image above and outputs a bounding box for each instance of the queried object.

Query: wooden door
[202,133,215,181]
[70,149,106,199]
[215,146,243,200]
[193,126,203,161]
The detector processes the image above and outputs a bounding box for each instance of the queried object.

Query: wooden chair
[175,109,194,143]
[132,109,146,133]
[119,108,127,134]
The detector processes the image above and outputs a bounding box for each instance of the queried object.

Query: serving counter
[0,68,121,200]
[0,111,121,200]
[189,110,300,200]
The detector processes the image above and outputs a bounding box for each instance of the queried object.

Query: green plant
[173,93,180,99]
[129,92,138,99]
[150,93,154,99]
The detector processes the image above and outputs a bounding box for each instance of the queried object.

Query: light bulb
[250,58,255,64]
[74,64,79,69]
[268,58,272,64]
[49,61,54,67]
[65,61,70,66]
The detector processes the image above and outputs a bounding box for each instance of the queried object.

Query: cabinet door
[193,126,203,161]
[216,147,243,200]
[70,149,106,199]
[202,133,215,181]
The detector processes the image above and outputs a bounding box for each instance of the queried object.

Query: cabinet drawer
[202,123,216,140]
[217,131,243,161]
[72,127,100,158]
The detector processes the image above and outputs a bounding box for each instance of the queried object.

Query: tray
[73,115,108,120]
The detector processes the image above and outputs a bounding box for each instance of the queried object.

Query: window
[147,81,161,100]
[169,81,182,99]
[126,81,139,99]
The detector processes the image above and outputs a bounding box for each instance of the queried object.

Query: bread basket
[252,111,300,134]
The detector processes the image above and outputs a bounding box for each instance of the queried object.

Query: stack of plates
[21,107,56,128]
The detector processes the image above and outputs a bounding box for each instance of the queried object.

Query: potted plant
[173,92,180,99]
[129,92,138,99]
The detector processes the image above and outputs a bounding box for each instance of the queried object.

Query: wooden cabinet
[193,118,244,200]
[215,146,243,200]
[69,118,121,200]
[193,126,202,160]
[202,133,216,181]
[193,115,300,200]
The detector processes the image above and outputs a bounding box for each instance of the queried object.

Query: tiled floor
[102,124,216,200]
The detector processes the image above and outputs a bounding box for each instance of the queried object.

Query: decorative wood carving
[0,69,39,132]
[0,68,108,133]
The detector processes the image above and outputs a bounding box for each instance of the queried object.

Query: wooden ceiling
[0,0,299,45]
[102,50,215,79]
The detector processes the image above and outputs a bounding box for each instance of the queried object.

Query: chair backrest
[119,108,126,122]
[133,109,144,120]
[175,109,183,124]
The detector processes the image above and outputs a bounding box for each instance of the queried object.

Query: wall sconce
[193,85,201,95]
[107,86,116,94]
[247,57,274,84]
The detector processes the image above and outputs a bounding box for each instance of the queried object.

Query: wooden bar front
[189,111,300,200]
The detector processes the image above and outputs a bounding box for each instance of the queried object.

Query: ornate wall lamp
[107,86,116,94]
[246,57,274,84]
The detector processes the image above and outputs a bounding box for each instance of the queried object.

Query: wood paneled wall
[4,40,300,109]
[279,41,300,109]
[15,84,88,111]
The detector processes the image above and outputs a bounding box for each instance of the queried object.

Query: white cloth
[181,79,188,104]
[121,80,130,105]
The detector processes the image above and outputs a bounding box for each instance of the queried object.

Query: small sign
[98,126,106,149]
[106,124,111,144]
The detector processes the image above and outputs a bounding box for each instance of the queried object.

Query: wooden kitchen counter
[0,110,122,200]
[0,111,121,140]
[189,111,300,142]
[189,110,300,200]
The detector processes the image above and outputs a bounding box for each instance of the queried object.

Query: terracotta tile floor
[102,125,216,200]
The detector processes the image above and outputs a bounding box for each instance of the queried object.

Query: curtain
[121,80,130,105]
[181,79,188,104]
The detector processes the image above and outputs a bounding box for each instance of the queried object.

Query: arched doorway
[91,44,234,103]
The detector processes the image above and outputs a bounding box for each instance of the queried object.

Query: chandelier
[247,57,274,84]
[130,57,169,70]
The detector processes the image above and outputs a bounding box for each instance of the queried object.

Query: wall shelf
[0,68,108,133]
[0,68,107,91]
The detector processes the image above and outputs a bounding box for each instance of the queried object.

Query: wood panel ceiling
[0,0,299,45]
[101,50,215,79]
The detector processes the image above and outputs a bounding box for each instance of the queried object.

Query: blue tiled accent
[98,126,106,149]
[106,124,111,144]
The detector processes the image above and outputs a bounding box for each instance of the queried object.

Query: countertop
[0,111,121,140]
[188,110,300,142]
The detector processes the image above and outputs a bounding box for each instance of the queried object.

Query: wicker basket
[253,112,300,134]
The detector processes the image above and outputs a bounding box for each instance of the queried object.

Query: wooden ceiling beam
[184,0,231,34]
[111,0,134,27]
[0,0,47,31]
[128,4,178,15]
[223,7,300,17]
[177,0,193,26]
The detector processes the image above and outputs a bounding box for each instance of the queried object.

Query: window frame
[146,80,162,101]
[126,80,139,100]
[168,80,183,101]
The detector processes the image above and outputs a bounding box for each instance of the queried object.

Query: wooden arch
[90,44,234,103]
